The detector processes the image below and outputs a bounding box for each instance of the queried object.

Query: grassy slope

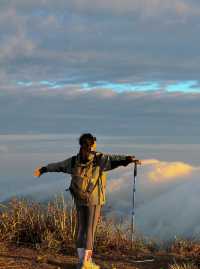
[0,198,199,269]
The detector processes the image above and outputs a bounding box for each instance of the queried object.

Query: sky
[1,0,200,240]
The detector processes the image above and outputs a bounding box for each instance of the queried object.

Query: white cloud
[0,6,36,63]
[106,159,200,239]
[108,159,198,196]
[144,160,194,182]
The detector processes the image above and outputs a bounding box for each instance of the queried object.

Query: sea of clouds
[1,134,200,241]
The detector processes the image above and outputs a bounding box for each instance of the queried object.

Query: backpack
[67,154,101,203]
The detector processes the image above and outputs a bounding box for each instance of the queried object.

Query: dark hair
[79,133,96,146]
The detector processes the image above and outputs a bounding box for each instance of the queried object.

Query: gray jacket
[44,152,131,205]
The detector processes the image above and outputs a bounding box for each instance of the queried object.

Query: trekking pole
[130,163,155,263]
[131,161,137,244]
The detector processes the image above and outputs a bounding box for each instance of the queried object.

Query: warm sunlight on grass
[0,196,200,268]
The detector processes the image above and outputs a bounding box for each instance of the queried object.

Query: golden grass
[0,196,152,255]
[0,196,77,253]
[0,195,200,264]
[169,263,199,269]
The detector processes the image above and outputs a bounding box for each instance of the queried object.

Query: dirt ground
[0,243,198,269]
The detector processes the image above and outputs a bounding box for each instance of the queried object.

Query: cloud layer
[0,132,200,240]
[1,1,200,87]
[107,159,200,240]
[0,87,200,146]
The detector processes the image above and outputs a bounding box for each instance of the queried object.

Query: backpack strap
[86,152,102,193]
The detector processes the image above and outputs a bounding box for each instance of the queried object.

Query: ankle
[83,249,92,262]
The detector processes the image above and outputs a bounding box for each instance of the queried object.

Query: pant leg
[85,205,101,250]
[76,205,88,248]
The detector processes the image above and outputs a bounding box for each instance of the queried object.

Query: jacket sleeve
[44,157,73,174]
[98,153,131,171]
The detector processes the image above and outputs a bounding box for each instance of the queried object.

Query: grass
[0,196,152,255]
[0,196,200,268]
[169,263,199,269]
[0,196,77,254]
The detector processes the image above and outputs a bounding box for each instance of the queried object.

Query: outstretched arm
[34,157,73,177]
[98,153,140,171]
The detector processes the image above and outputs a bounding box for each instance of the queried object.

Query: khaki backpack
[68,153,102,203]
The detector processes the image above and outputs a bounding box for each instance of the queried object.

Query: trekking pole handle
[133,160,141,178]
[133,159,142,165]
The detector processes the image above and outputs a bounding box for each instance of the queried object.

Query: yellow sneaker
[82,261,100,269]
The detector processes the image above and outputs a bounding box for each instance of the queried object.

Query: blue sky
[16,79,200,93]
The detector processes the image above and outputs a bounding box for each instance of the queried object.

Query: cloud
[0,87,200,144]
[106,159,200,239]
[0,5,37,68]
[108,159,196,195]
[43,0,200,17]
[0,0,200,86]
[142,159,160,165]
[0,33,36,62]
[146,161,194,182]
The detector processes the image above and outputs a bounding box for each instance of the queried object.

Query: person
[34,133,141,269]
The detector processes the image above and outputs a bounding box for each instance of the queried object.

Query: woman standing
[34,133,140,269]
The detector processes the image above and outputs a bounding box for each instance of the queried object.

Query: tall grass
[0,196,77,253]
[0,196,153,255]
[0,196,200,264]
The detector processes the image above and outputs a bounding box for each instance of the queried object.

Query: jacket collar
[77,152,95,166]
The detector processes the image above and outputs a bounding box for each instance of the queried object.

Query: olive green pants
[76,205,101,250]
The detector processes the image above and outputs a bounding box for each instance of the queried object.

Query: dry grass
[95,218,155,255]
[0,196,77,253]
[169,263,199,269]
[1,196,200,265]
[0,196,153,256]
